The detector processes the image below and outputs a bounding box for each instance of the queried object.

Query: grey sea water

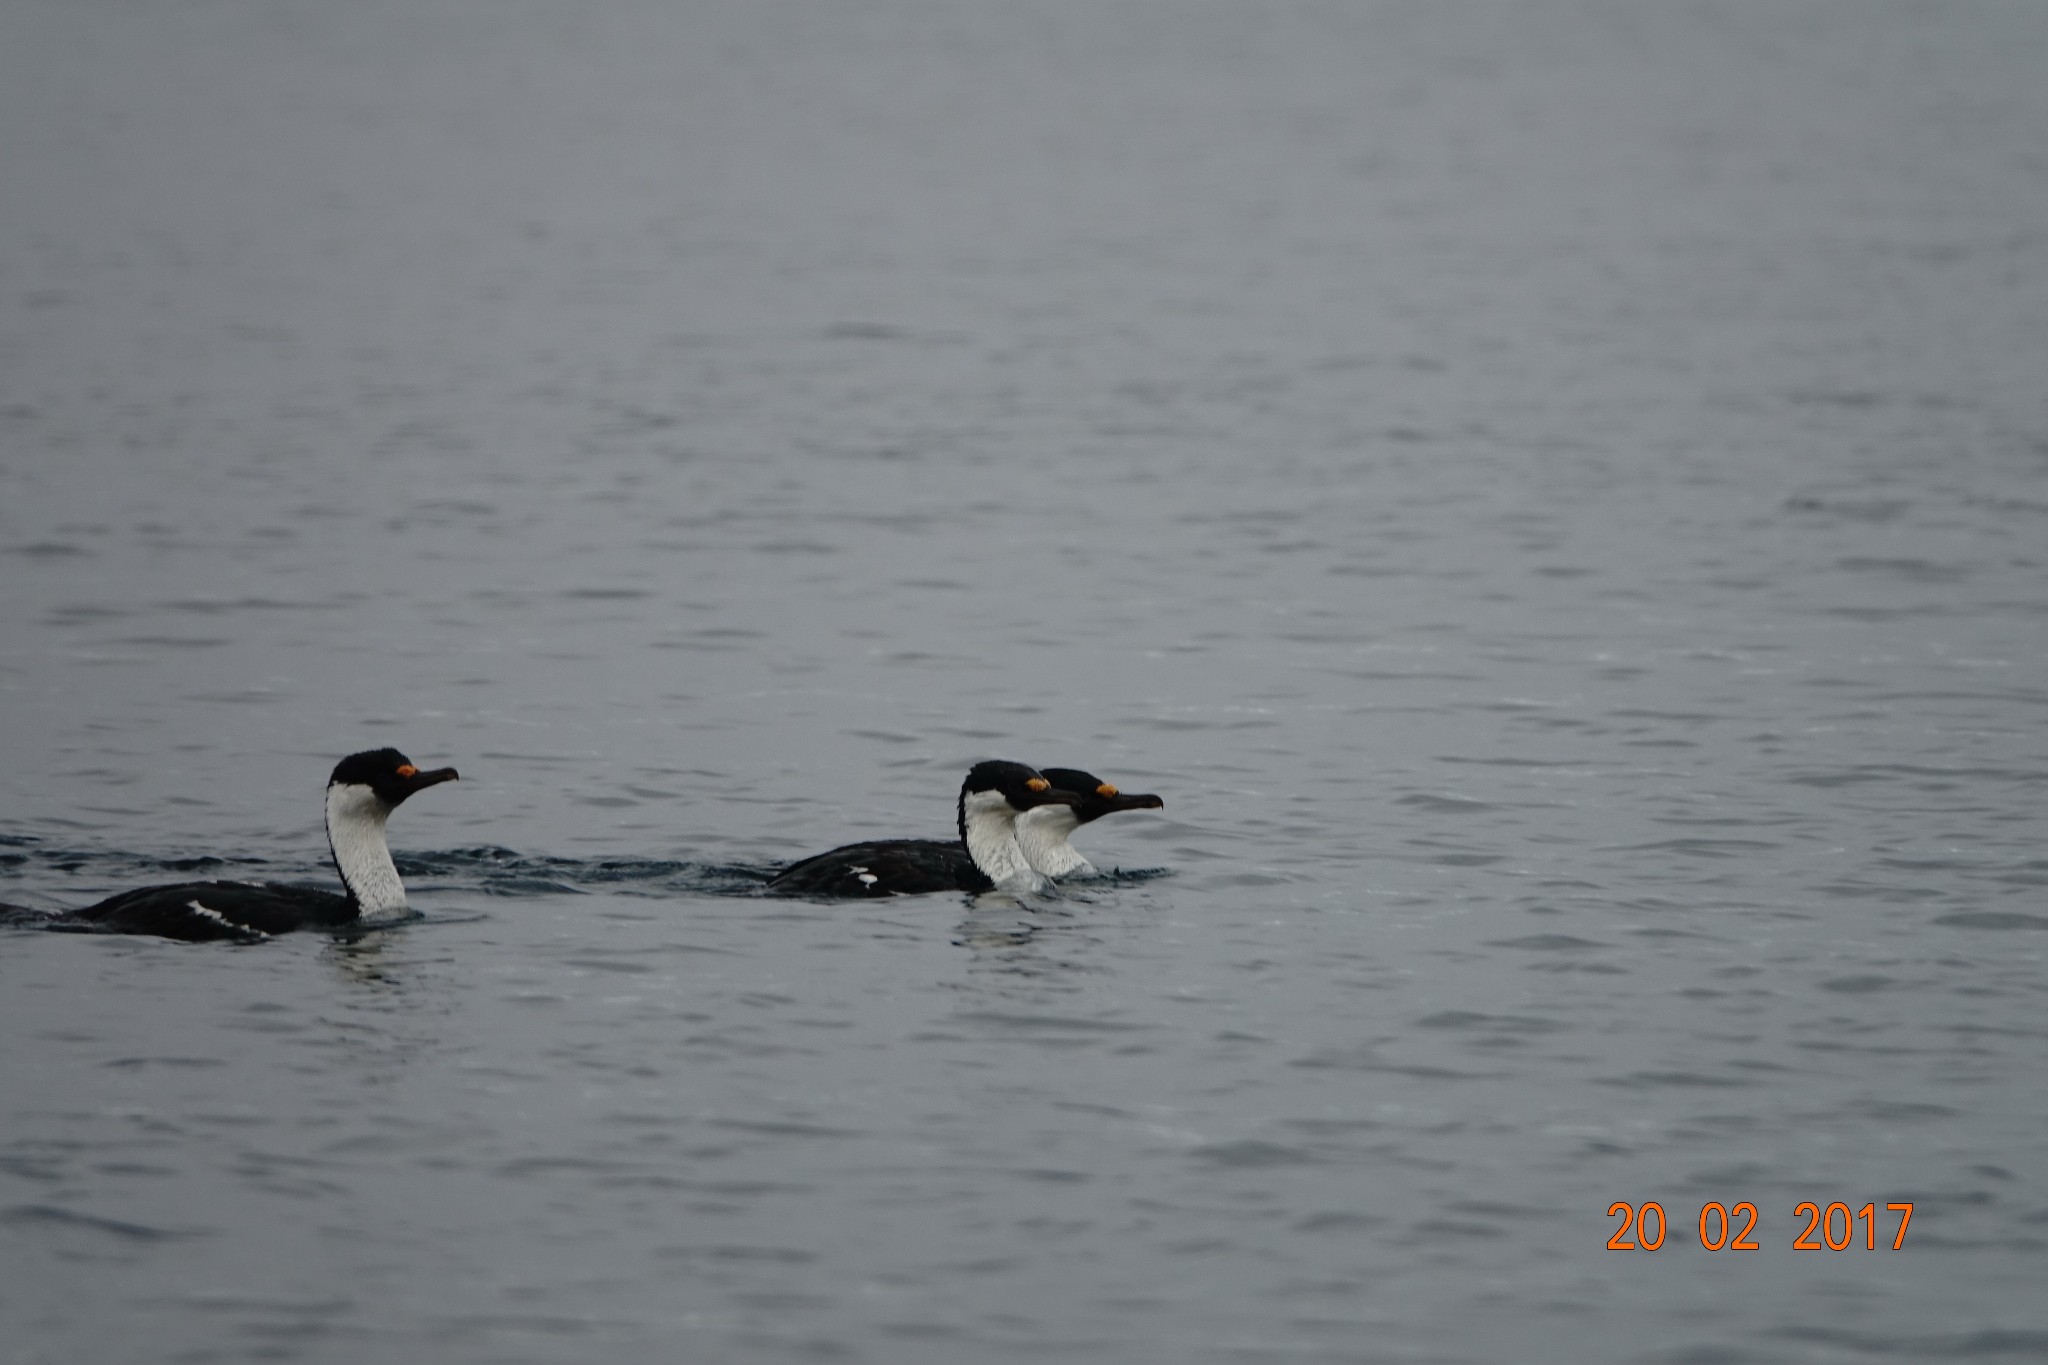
[3,1,2046,1361]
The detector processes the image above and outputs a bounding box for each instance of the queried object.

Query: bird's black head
[328,748,460,807]
[1038,767,1166,826]
[960,760,1081,813]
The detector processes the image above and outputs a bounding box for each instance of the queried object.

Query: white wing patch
[186,900,267,939]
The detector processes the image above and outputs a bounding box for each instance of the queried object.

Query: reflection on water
[324,927,410,989]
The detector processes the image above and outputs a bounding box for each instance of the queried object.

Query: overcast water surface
[3,2,2047,1362]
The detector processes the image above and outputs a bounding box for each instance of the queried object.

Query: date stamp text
[1606,1201,1913,1251]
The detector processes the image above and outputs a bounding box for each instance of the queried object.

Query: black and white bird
[764,760,1081,898]
[3,749,458,943]
[1014,768,1165,880]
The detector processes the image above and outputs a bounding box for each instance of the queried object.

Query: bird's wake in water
[3,842,1165,921]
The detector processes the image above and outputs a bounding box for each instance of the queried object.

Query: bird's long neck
[960,795,1042,892]
[325,783,409,920]
[1015,806,1094,878]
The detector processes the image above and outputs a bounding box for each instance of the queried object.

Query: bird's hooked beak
[1093,782,1163,813]
[397,763,460,795]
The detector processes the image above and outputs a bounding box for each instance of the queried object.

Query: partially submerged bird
[764,760,1081,898]
[1015,767,1165,879]
[5,749,458,943]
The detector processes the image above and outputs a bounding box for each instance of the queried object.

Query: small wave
[0,845,277,878]
[397,846,775,897]
[1,1203,195,1242]
[1934,912,2048,931]
[1067,866,1173,887]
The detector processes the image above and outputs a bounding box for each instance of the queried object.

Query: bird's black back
[764,839,992,898]
[47,881,359,942]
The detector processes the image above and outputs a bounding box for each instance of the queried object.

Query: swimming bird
[1014,768,1165,879]
[764,760,1080,898]
[4,749,458,943]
